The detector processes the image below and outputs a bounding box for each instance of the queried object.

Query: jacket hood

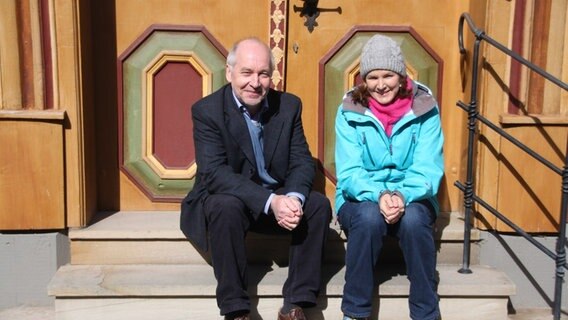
[341,80,437,117]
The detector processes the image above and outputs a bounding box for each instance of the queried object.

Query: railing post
[553,139,568,319]
[458,14,484,274]
[457,12,568,316]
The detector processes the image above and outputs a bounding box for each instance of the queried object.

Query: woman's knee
[399,202,436,234]
[341,201,384,232]
[360,206,383,228]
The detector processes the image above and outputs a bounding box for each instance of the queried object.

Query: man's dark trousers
[203,190,331,315]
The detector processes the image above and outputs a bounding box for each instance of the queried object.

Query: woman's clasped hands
[379,192,405,224]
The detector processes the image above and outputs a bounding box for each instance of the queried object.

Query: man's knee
[204,194,248,224]
[305,191,332,223]
[307,191,330,207]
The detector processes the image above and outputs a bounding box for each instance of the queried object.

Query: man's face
[226,40,272,108]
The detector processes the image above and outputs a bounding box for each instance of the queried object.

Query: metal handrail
[456,12,568,320]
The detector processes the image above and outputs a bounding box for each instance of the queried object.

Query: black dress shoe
[224,311,250,320]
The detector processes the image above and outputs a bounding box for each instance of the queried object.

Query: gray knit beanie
[360,35,406,78]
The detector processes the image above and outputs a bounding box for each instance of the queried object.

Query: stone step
[47,263,515,320]
[69,211,480,265]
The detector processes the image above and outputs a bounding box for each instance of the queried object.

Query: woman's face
[365,69,401,105]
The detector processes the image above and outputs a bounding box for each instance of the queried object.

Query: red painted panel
[153,61,200,169]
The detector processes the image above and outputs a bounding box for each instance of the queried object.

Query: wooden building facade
[0,0,567,235]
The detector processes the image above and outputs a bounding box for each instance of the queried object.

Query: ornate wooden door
[92,0,470,214]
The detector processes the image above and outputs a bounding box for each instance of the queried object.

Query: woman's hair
[351,75,412,107]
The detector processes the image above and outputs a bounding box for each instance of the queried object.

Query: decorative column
[269,0,287,90]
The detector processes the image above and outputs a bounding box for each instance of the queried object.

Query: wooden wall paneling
[495,126,567,232]
[53,0,90,226]
[40,0,55,110]
[527,0,551,114]
[44,0,58,109]
[78,0,97,226]
[563,8,568,116]
[90,1,119,211]
[517,0,535,116]
[15,0,46,110]
[507,0,526,115]
[0,118,65,229]
[0,0,23,109]
[115,0,269,56]
[120,178,177,211]
[431,0,471,213]
[474,0,514,230]
[543,0,567,115]
[15,0,35,109]
[476,0,568,233]
[29,0,46,110]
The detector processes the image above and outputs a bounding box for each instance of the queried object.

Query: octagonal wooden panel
[118,25,227,201]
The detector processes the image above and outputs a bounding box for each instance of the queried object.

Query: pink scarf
[368,81,413,137]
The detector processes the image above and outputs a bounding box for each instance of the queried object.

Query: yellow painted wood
[0,0,22,109]
[500,114,568,125]
[543,0,566,115]
[495,126,566,232]
[476,0,568,232]
[475,0,514,230]
[0,110,65,120]
[28,0,46,110]
[0,121,65,229]
[52,0,96,227]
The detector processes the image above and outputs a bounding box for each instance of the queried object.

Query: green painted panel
[123,62,143,164]
[121,29,226,200]
[125,161,194,197]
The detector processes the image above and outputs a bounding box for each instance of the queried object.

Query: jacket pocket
[398,127,418,166]
[361,132,377,167]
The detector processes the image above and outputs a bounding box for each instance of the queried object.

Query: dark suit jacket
[180,84,315,252]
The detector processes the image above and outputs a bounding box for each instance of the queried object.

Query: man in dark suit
[180,37,332,320]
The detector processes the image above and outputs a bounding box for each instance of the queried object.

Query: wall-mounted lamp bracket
[293,0,342,33]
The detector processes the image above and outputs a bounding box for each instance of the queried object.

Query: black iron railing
[456,12,568,320]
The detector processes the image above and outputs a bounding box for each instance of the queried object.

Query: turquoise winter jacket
[334,81,444,214]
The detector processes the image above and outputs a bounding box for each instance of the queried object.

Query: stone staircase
[47,211,516,319]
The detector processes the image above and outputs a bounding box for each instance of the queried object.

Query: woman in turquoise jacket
[335,35,444,320]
